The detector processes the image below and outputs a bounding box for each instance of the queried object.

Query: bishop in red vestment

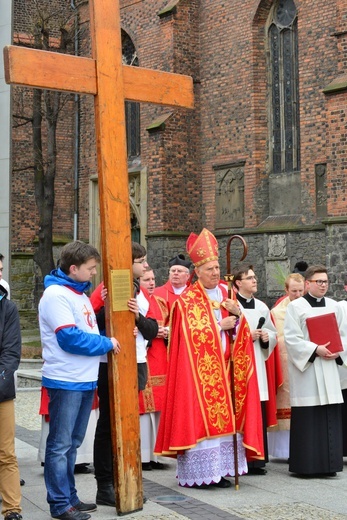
[155,229,264,488]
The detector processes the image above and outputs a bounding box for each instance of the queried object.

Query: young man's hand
[127,298,139,320]
[110,337,121,354]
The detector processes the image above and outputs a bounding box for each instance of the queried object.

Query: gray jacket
[0,287,21,402]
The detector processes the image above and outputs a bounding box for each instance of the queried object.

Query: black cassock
[289,293,343,476]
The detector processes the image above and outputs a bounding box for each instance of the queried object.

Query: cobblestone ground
[14,385,347,520]
[231,503,347,519]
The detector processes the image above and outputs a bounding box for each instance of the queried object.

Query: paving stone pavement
[14,388,347,519]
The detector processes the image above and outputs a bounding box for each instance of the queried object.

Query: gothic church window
[268,0,300,174]
[122,32,140,159]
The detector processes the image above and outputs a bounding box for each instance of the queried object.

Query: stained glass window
[122,32,140,159]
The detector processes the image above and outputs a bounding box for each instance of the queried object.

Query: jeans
[44,388,94,516]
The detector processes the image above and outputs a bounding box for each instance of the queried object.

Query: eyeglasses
[134,258,147,264]
[170,269,189,274]
[242,275,257,281]
[308,279,329,286]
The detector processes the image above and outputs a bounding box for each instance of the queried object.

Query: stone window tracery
[268,0,300,174]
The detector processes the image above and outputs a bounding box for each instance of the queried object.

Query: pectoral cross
[3,0,193,514]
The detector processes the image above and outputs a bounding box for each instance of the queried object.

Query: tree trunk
[32,86,57,278]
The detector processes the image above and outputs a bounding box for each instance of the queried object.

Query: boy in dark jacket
[0,285,22,520]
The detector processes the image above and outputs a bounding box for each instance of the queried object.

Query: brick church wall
[11,0,76,253]
[8,0,347,310]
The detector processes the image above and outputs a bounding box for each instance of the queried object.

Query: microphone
[256,317,265,329]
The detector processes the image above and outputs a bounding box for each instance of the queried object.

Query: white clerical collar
[205,286,222,301]
[172,285,186,295]
[308,292,323,302]
[239,292,253,303]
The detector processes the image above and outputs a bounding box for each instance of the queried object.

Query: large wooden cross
[4,0,193,514]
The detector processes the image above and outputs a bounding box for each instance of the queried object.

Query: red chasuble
[138,294,169,414]
[154,281,181,314]
[154,280,264,461]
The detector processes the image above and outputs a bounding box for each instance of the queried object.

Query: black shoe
[96,482,116,507]
[51,507,91,520]
[150,461,166,470]
[142,462,152,471]
[212,477,232,488]
[295,472,337,479]
[20,478,25,486]
[248,467,267,475]
[5,513,23,520]
[74,464,92,474]
[74,501,97,512]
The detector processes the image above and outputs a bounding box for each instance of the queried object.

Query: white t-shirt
[136,289,149,363]
[39,284,102,384]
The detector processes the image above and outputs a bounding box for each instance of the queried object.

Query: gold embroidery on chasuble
[143,385,155,412]
[142,372,166,413]
[181,286,231,434]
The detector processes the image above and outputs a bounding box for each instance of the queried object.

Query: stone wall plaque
[268,234,286,257]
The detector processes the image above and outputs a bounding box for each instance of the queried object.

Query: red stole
[138,294,169,414]
[233,315,265,460]
[265,310,284,427]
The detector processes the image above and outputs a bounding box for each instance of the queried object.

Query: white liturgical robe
[284,296,347,407]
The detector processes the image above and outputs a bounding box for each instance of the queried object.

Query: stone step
[17,359,43,388]
[19,358,43,370]
[17,369,42,388]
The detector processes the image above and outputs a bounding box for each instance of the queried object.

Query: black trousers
[342,389,347,456]
[247,400,269,469]
[93,361,148,484]
[93,363,113,484]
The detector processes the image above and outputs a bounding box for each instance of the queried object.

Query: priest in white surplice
[233,264,277,475]
[284,265,347,477]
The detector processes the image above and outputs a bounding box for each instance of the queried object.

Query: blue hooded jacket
[41,268,113,391]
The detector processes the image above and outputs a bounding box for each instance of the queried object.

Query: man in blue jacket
[39,241,120,520]
[0,285,22,520]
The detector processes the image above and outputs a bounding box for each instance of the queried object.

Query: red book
[306,313,343,353]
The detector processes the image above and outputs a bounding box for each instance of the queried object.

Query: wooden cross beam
[4,0,193,515]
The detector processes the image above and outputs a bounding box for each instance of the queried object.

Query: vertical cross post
[3,0,193,513]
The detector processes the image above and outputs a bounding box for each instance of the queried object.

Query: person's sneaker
[74,501,97,512]
[51,506,91,520]
[5,513,23,520]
